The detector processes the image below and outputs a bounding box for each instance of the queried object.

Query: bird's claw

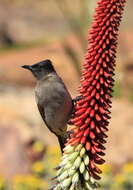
[67,95,83,125]
[67,120,73,125]
[65,130,74,139]
[72,95,82,104]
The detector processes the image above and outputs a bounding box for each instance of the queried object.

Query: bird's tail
[57,136,67,153]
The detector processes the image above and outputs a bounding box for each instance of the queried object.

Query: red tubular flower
[52,0,127,189]
[68,0,127,180]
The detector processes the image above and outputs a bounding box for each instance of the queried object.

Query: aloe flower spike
[52,0,127,190]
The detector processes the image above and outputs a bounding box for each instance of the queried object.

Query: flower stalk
[52,0,127,189]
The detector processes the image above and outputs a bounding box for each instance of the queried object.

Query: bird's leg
[72,95,82,104]
[67,95,83,125]
[67,117,75,125]
[66,130,74,138]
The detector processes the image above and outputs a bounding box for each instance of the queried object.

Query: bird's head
[22,59,55,80]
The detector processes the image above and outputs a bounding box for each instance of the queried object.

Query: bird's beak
[21,65,32,70]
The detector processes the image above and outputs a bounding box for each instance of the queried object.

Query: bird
[22,59,73,152]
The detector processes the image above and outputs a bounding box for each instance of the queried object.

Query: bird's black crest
[22,59,55,80]
[33,59,54,71]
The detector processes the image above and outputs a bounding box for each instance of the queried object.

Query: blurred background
[0,0,133,190]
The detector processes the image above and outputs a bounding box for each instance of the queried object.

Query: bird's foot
[67,95,83,125]
[66,130,74,139]
[67,120,73,125]
[72,95,82,104]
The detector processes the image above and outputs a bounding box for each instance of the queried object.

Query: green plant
[0,176,7,190]
[99,164,114,190]
[0,152,133,190]
[43,146,61,177]
[31,161,46,177]
[114,163,133,190]
[32,141,45,153]
[12,175,48,190]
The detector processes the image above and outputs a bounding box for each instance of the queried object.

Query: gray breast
[35,74,72,135]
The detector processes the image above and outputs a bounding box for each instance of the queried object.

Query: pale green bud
[68,168,76,176]
[73,156,82,169]
[68,152,79,161]
[61,157,68,165]
[72,172,79,184]
[62,177,72,188]
[90,176,95,184]
[62,153,67,160]
[57,168,63,176]
[80,147,86,157]
[64,161,72,170]
[75,144,83,151]
[53,185,62,190]
[83,154,90,166]
[63,144,71,151]
[65,145,75,154]
[69,184,75,190]
[58,170,68,181]
[79,161,85,174]
[83,170,90,181]
[85,182,94,190]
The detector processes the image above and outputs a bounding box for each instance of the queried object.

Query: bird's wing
[57,135,67,153]
[37,103,67,153]
[37,103,54,134]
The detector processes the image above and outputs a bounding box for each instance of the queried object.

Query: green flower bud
[58,170,68,181]
[72,172,79,184]
[64,161,72,170]
[85,182,94,190]
[57,168,63,176]
[69,184,75,190]
[64,144,71,151]
[61,157,68,165]
[73,156,82,169]
[83,154,90,166]
[80,147,86,157]
[83,170,89,181]
[68,168,76,176]
[79,161,85,174]
[62,177,72,188]
[65,145,75,153]
[62,153,67,160]
[75,144,83,151]
[68,152,79,162]
[53,185,62,190]
[90,176,95,184]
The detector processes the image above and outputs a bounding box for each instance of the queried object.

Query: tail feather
[57,136,67,153]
